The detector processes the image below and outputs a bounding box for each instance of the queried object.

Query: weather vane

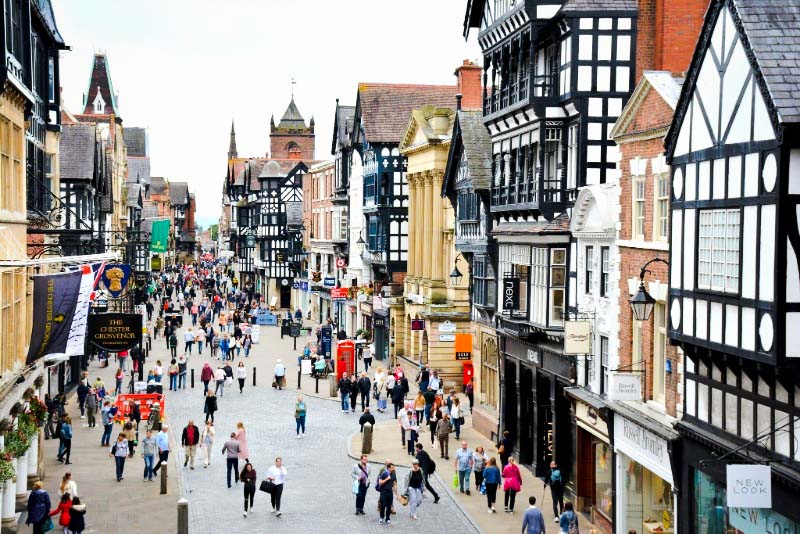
[291,77,296,99]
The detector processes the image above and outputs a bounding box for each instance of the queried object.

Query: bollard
[315,375,319,394]
[297,369,301,389]
[160,461,168,494]
[362,423,373,454]
[177,498,189,534]
[191,368,195,389]
[253,367,257,387]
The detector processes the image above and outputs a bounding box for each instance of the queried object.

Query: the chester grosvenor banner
[87,313,143,352]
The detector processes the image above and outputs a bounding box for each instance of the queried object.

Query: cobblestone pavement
[164,317,480,534]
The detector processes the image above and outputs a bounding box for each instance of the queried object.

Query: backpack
[374,469,385,492]
[567,511,579,534]
[428,457,436,474]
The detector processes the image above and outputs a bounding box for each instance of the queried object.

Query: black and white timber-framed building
[665,0,800,531]
[464,0,638,483]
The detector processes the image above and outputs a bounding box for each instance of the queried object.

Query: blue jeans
[114,456,126,480]
[458,469,471,492]
[453,417,462,439]
[197,341,203,354]
[296,415,306,435]
[340,393,350,411]
[424,403,432,422]
[101,423,113,446]
[143,454,155,479]
[178,372,186,389]
[226,457,239,487]
[169,374,177,391]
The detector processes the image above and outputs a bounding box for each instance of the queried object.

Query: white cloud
[53,0,481,225]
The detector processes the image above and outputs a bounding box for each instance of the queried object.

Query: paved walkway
[164,312,480,533]
[38,344,179,532]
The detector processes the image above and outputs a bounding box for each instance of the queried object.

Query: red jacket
[50,500,71,527]
[201,365,214,381]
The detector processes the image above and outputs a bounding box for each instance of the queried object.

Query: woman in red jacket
[502,456,523,514]
[201,362,214,395]
[50,492,72,532]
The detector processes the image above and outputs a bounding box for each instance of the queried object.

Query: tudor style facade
[665,0,800,530]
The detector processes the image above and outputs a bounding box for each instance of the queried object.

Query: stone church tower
[269,98,315,161]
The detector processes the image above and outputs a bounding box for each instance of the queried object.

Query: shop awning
[564,386,606,410]
[606,400,680,441]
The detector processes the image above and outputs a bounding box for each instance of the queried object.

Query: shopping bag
[43,518,54,532]
[452,472,459,489]
[480,480,486,495]
[352,479,360,494]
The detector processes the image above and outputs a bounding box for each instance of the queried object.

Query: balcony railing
[456,220,484,241]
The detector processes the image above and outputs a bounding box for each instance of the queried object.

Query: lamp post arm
[639,258,670,281]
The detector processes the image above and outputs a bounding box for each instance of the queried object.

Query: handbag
[259,480,276,493]
[352,479,360,495]
[43,517,54,532]
[398,494,409,506]
[458,416,465,425]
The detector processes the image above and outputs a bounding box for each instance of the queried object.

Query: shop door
[503,359,518,448]
[535,373,552,477]
[577,429,596,512]
[280,285,291,309]
[519,368,534,465]
[555,382,574,491]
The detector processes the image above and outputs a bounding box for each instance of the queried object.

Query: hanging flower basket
[16,413,37,441]
[0,457,14,483]
[33,376,44,388]
[22,388,34,401]
[28,398,47,427]
[3,428,29,458]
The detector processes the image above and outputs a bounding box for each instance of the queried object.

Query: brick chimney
[636,0,709,80]
[454,60,483,111]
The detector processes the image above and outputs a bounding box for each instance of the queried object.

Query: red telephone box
[336,340,356,380]
[462,362,474,389]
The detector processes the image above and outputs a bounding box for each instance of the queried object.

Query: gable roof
[354,83,458,145]
[33,0,65,46]
[150,176,167,195]
[443,110,493,198]
[59,124,96,181]
[126,183,143,208]
[561,0,637,12]
[124,127,146,157]
[82,53,119,116]
[169,182,189,205]
[127,157,151,185]
[610,71,683,141]
[331,101,355,155]
[733,0,800,123]
[400,106,455,153]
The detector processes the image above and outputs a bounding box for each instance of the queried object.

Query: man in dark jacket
[181,420,200,469]
[414,443,440,503]
[357,373,372,411]
[337,372,352,413]
[359,407,376,432]
[391,384,406,419]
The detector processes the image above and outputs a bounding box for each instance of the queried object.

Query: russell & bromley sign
[88,313,143,352]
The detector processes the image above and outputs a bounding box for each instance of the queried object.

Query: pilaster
[406,174,417,279]
[422,172,433,281]
[414,172,425,278]
[431,171,445,281]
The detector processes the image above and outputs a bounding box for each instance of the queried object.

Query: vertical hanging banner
[150,219,170,253]
[27,270,83,364]
[66,265,96,356]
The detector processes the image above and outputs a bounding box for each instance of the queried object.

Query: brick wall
[636,0,709,82]
[455,60,483,111]
[270,133,315,161]
[616,88,681,417]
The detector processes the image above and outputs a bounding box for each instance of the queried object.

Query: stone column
[422,172,433,281]
[431,172,445,282]
[15,450,27,509]
[414,174,425,279]
[26,435,38,489]
[406,175,416,278]
[0,436,15,532]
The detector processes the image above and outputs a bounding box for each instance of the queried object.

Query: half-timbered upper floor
[665,0,800,366]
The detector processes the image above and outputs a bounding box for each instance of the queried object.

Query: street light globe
[449,265,463,286]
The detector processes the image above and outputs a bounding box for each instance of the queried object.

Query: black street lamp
[630,258,670,321]
[449,253,465,286]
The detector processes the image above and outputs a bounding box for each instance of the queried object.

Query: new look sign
[727,465,772,508]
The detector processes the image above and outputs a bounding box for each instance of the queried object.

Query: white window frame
[654,173,669,241]
[632,176,646,240]
[600,246,609,297]
[697,208,740,293]
[567,124,578,190]
[600,336,609,395]
[585,245,594,294]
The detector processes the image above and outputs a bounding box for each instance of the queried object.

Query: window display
[620,455,674,533]
[594,440,612,519]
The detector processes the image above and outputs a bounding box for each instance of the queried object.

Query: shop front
[501,335,575,479]
[679,421,800,533]
[612,405,679,534]
[566,388,613,533]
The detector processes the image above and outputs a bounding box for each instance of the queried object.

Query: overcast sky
[53,0,481,228]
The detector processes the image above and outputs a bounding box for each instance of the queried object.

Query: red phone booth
[462,362,474,388]
[336,340,356,380]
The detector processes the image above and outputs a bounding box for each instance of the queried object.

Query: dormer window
[93,88,106,114]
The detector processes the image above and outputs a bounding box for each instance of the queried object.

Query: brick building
[307,161,338,323]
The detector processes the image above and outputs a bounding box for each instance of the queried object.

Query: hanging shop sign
[336,257,347,269]
[455,333,472,361]
[87,313,143,352]
[727,465,772,508]
[286,201,303,227]
[607,372,642,401]
[564,321,592,354]
[373,295,383,311]
[101,263,132,298]
[323,277,336,288]
[502,277,520,310]
[151,255,162,271]
[331,288,348,300]
[411,319,425,331]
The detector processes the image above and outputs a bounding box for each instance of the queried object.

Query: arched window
[481,336,499,409]
[286,142,301,160]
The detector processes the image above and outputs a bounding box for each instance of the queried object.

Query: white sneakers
[243,511,247,517]
[554,516,560,523]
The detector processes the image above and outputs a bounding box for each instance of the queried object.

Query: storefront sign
[439,334,456,342]
[323,277,336,287]
[151,255,162,271]
[502,277,520,310]
[373,317,386,327]
[576,401,608,440]
[438,321,457,333]
[455,333,472,361]
[359,302,372,315]
[87,313,143,352]
[411,319,425,331]
[564,321,592,354]
[729,506,798,532]
[608,372,642,401]
[527,349,540,365]
[727,465,772,508]
[614,416,672,483]
[331,288,348,300]
[300,281,309,291]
